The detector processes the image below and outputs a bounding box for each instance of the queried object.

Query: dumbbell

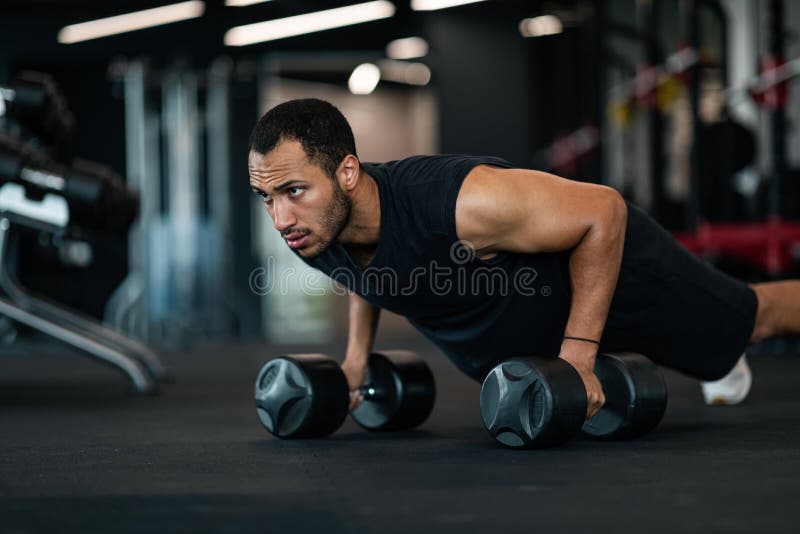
[581,353,668,440]
[480,352,667,449]
[254,350,435,439]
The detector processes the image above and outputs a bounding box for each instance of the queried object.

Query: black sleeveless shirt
[295,154,756,382]
[297,155,573,381]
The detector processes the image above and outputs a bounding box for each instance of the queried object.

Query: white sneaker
[701,354,752,405]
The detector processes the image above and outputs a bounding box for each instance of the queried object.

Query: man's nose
[272,201,296,233]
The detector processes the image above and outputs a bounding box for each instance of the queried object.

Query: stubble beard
[304,181,352,259]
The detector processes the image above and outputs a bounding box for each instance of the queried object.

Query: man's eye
[258,192,272,202]
[288,187,303,197]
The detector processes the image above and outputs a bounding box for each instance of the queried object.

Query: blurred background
[1,0,799,385]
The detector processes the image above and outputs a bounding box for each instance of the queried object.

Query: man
[248,98,798,418]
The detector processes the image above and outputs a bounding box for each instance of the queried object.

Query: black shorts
[600,203,758,381]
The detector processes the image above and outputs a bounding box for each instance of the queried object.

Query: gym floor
[1,336,798,533]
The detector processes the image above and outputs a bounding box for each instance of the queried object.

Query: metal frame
[0,217,165,393]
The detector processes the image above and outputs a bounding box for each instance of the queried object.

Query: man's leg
[748,281,800,342]
[701,280,800,406]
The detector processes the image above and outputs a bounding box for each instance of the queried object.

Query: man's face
[249,140,352,258]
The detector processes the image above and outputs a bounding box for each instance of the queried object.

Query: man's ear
[336,154,360,192]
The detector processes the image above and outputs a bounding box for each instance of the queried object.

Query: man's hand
[559,341,606,419]
[341,357,368,411]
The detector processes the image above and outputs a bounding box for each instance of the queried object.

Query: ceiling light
[411,0,486,11]
[225,0,274,6]
[225,1,396,46]
[519,15,563,38]
[349,63,381,95]
[386,37,429,59]
[378,60,431,85]
[58,1,205,44]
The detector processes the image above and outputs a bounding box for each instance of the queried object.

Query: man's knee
[749,283,778,342]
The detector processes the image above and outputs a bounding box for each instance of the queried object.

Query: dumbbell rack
[0,186,167,393]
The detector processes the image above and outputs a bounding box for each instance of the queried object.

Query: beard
[305,181,352,258]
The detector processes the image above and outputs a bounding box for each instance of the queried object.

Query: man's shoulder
[361,155,517,240]
[363,154,515,186]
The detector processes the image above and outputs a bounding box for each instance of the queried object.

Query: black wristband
[563,335,601,346]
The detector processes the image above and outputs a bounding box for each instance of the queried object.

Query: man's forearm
[345,291,381,363]
[562,196,627,358]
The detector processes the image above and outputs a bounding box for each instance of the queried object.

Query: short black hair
[249,98,357,178]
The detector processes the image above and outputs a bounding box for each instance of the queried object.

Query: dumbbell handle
[357,384,384,401]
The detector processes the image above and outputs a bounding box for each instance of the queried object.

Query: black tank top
[298,155,573,381]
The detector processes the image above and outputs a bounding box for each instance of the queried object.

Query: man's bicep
[455,166,616,254]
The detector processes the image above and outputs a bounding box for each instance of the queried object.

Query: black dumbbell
[480,353,667,449]
[581,352,667,440]
[255,350,436,439]
[480,357,587,449]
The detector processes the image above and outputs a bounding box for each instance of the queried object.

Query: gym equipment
[581,353,667,440]
[0,134,138,233]
[255,353,349,439]
[0,217,168,384]
[350,351,436,431]
[255,350,435,439]
[480,353,667,449]
[675,219,800,276]
[0,71,75,145]
[0,133,165,393]
[532,125,599,176]
[105,60,241,346]
[674,1,800,277]
[480,357,587,449]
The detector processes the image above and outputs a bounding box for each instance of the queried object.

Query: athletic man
[248,98,799,418]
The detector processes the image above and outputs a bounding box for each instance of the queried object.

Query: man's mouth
[284,233,309,249]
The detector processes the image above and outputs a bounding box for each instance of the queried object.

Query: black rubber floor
[2,337,799,533]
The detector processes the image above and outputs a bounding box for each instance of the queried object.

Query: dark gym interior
[2,1,800,532]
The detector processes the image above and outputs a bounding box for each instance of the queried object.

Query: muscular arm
[342,291,381,409]
[456,165,627,416]
[345,291,381,363]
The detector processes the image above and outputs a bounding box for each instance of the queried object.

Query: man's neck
[337,170,381,250]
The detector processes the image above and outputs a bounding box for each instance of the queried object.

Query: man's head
[248,98,358,258]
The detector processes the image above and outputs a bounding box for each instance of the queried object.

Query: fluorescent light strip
[386,37,429,60]
[225,0,274,6]
[378,59,431,85]
[58,1,205,44]
[224,1,396,46]
[411,0,486,11]
[519,15,563,38]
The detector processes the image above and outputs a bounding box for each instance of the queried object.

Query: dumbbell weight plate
[480,357,587,449]
[581,353,668,440]
[351,350,436,431]
[254,354,349,439]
